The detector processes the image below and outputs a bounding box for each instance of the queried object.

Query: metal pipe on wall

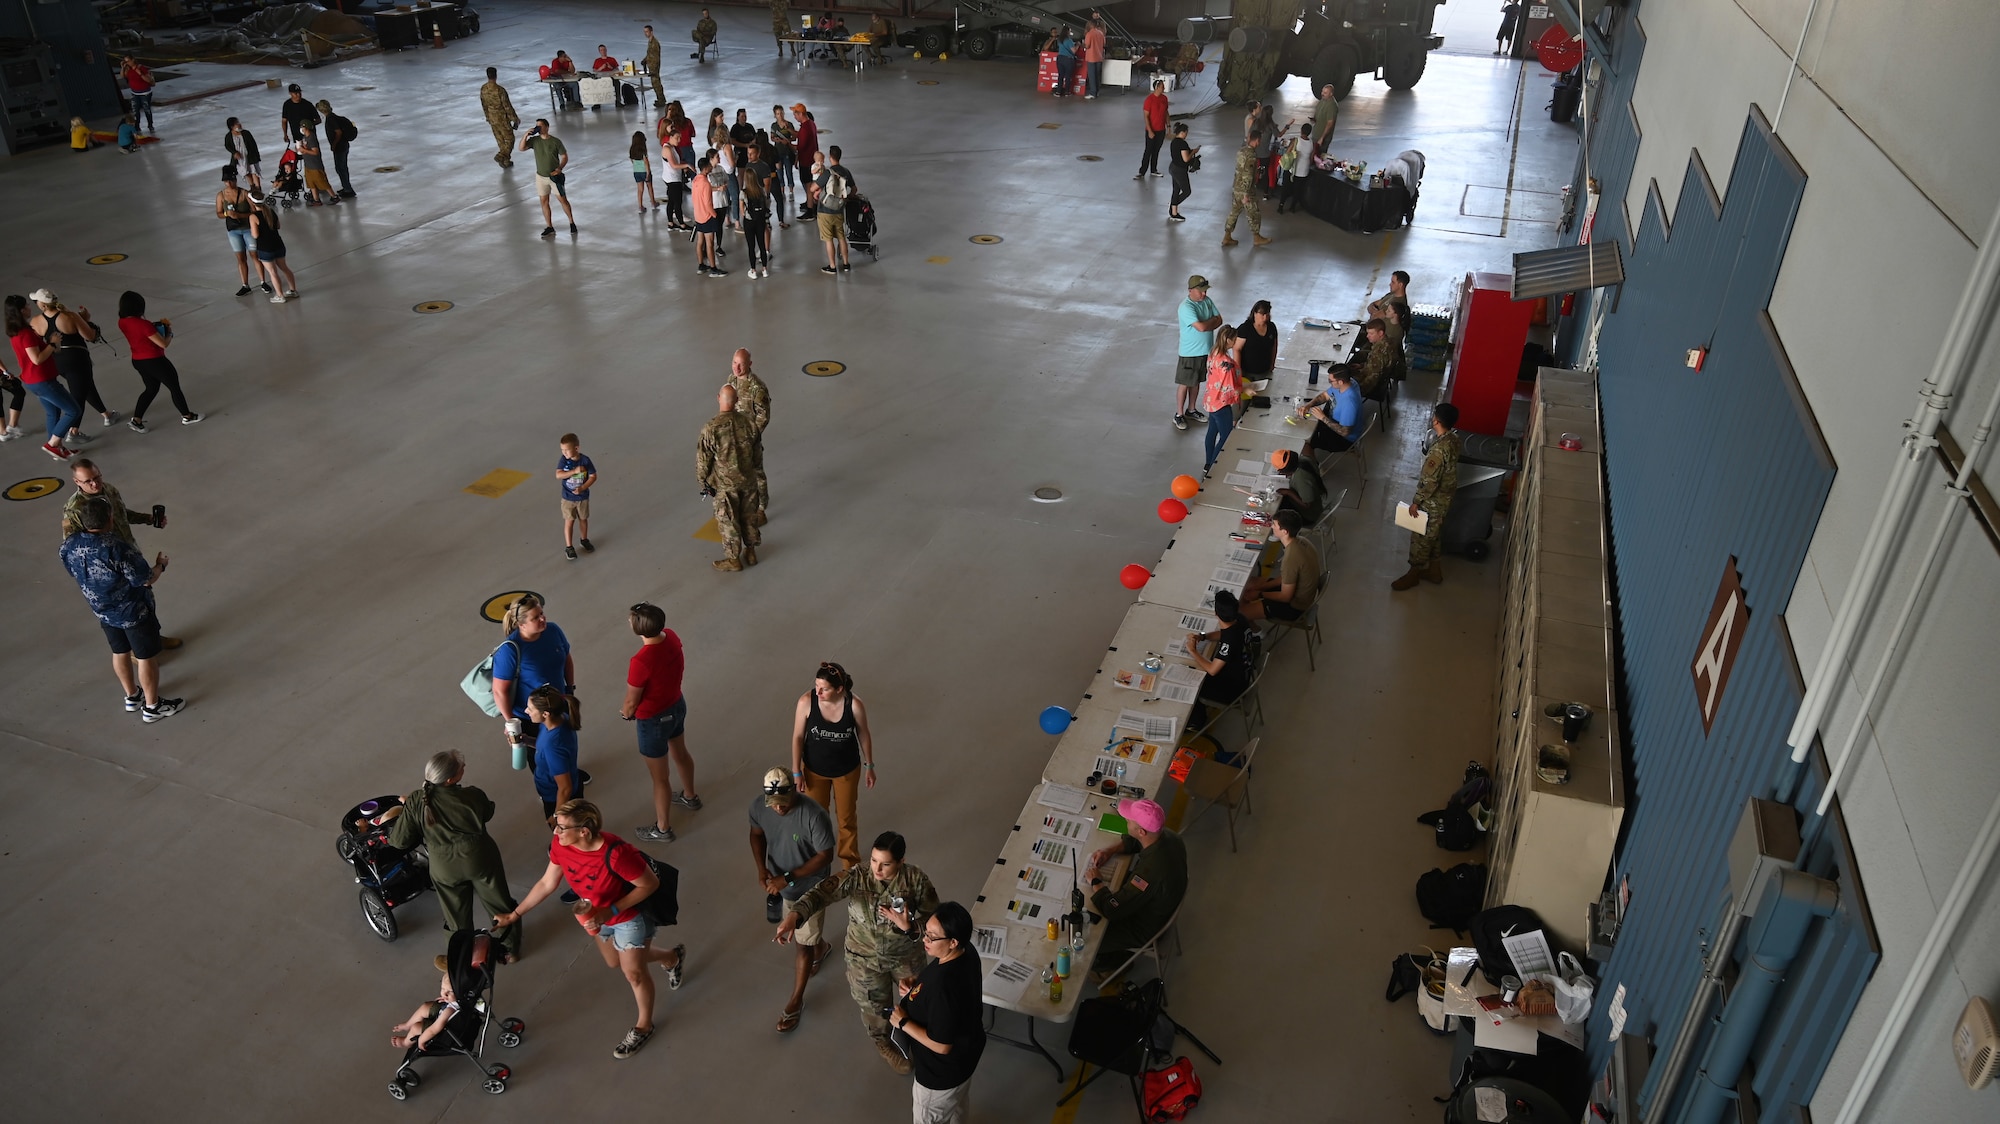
[1640,894,1742,1124]
[1788,201,2000,763]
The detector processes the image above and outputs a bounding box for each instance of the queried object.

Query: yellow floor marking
[927,256,951,264]
[1049,1062,1091,1124]
[693,518,725,543]
[464,468,532,498]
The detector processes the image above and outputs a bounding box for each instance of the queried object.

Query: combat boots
[743,546,758,567]
[712,557,743,572]
[1390,565,1422,591]
[1221,234,1240,247]
[1423,559,1443,584]
[750,510,767,528]
[874,1035,913,1075]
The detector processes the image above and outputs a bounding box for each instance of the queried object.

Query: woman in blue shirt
[527,687,582,821]
[490,594,583,781]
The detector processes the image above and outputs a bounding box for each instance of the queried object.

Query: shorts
[695,217,722,234]
[535,173,567,199]
[1264,600,1304,622]
[1174,354,1206,387]
[100,613,164,661]
[596,912,658,951]
[633,171,652,183]
[255,248,284,262]
[227,227,253,253]
[635,696,688,758]
[784,903,825,947]
[561,498,590,520]
[816,210,844,241]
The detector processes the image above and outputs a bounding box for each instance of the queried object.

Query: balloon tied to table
[1119,564,1151,590]
[1038,705,1076,735]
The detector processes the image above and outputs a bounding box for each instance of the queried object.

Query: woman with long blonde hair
[1201,324,1244,476]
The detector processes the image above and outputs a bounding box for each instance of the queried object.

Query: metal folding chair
[1184,737,1260,851]
[1191,649,1267,745]
[1262,567,1326,669]
[1095,903,1185,989]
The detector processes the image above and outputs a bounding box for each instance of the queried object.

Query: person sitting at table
[1084,798,1188,978]
[1356,318,1403,402]
[1271,449,1327,524]
[1242,509,1321,623]
[591,44,620,72]
[1298,365,1363,455]
[547,51,579,108]
[1367,271,1410,327]
[1184,590,1255,735]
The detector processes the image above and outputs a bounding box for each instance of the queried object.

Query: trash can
[1441,434,1519,560]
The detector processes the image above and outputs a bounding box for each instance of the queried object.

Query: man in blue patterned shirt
[59,497,185,722]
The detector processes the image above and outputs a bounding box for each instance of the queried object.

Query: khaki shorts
[816,210,844,241]
[789,903,825,946]
[535,173,567,199]
[561,498,589,520]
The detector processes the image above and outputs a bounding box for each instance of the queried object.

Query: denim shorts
[635,696,687,759]
[227,227,253,253]
[597,913,657,950]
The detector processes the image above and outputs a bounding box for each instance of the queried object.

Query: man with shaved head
[728,349,771,527]
[697,383,762,571]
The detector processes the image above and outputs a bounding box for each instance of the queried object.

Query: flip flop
[777,1006,802,1033]
[810,941,832,977]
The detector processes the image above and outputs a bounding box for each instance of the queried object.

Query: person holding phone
[521,119,576,237]
[60,495,185,722]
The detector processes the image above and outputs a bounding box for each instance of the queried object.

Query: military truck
[1207,0,1446,103]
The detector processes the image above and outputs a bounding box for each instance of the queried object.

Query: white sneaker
[0,426,19,442]
[270,294,287,304]
[285,289,299,298]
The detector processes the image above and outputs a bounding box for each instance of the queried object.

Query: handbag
[1554,951,1596,1024]
[603,842,681,926]
[460,640,520,717]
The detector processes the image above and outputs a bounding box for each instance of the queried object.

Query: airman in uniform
[772,0,795,57]
[692,9,719,61]
[1222,131,1272,248]
[641,25,665,107]
[776,831,939,1074]
[479,67,519,167]
[1357,316,1403,408]
[1393,402,1462,590]
[728,348,772,527]
[698,384,762,571]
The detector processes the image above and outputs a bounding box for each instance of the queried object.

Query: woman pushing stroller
[385,751,521,961]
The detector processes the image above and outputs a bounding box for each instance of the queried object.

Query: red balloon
[1119,564,1151,590]
[1157,498,1190,524]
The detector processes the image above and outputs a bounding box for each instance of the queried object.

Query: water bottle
[1308,360,1322,386]
[1072,924,1086,957]
[1056,941,1071,978]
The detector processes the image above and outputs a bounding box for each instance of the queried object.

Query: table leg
[982,1006,1065,1081]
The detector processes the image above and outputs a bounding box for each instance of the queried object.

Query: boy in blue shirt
[557,432,598,560]
[117,116,138,153]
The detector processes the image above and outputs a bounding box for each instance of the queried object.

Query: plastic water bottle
[1056,941,1071,978]
[1072,923,1086,957]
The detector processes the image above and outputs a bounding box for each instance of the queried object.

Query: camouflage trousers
[1224,193,1263,236]
[712,487,759,560]
[487,120,515,163]
[754,461,768,519]
[1408,501,1447,565]
[847,951,924,1040]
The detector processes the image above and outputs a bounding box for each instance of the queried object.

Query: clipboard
[1393,504,1430,534]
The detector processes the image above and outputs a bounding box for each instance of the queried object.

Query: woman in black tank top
[29,291,113,431]
[789,661,875,871]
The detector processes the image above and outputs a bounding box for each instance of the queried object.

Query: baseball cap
[790,102,808,115]
[1187,275,1210,292]
[1118,797,1165,834]
[28,288,56,304]
[762,767,796,795]
[288,83,302,93]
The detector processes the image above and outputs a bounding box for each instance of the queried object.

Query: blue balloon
[1038,706,1074,735]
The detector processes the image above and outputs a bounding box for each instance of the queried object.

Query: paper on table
[1223,472,1263,488]
[1175,610,1216,633]
[1394,504,1430,534]
[1211,565,1253,588]
[1473,1012,1539,1054]
[1234,458,1266,475]
[1501,929,1556,977]
[1116,709,1178,741]
[1037,811,1091,843]
[1029,836,1075,866]
[1154,679,1199,704]
[973,925,1006,958]
[984,956,1036,1003]
[1003,892,1064,923]
[1111,668,1158,692]
[1013,860,1066,896]
[1036,784,1088,813]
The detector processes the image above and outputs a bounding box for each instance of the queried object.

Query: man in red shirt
[620,602,701,843]
[591,44,620,72]
[120,56,154,134]
[1136,79,1169,179]
[494,800,685,1060]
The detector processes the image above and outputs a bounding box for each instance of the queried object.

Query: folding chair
[1096,904,1185,988]
[1058,977,1222,1117]
[1190,648,1267,745]
[1185,737,1259,851]
[1261,567,1325,669]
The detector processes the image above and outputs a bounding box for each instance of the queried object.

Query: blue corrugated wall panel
[1555,2,1645,368]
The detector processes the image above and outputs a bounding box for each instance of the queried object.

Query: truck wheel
[1384,31,1427,90]
[1310,44,1358,100]
[916,26,948,56]
[963,29,996,60]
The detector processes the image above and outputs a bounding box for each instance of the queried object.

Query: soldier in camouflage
[1394,402,1462,589]
[777,830,939,1074]
[1356,317,1402,407]
[692,9,719,61]
[1223,131,1273,248]
[479,67,519,168]
[697,384,762,571]
[641,25,665,108]
[772,0,795,58]
[728,348,772,527]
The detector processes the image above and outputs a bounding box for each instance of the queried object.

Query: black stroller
[337,794,432,941]
[388,929,525,1099]
[268,146,306,210]
[844,193,879,260]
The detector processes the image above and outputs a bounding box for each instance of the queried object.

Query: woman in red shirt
[115,292,201,432]
[5,293,82,460]
[620,602,701,843]
[492,799,685,1061]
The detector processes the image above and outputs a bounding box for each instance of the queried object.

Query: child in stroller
[386,929,524,1099]
[843,193,878,260]
[268,147,306,210]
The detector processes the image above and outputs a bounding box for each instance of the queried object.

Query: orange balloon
[1170,475,1200,501]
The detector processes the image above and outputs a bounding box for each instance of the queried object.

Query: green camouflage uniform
[1409,430,1462,565]
[62,483,141,546]
[1359,335,1400,399]
[480,80,519,166]
[693,16,718,59]
[772,0,792,54]
[697,410,762,562]
[730,369,772,523]
[643,37,664,105]
[1224,144,1263,238]
[785,862,939,1042]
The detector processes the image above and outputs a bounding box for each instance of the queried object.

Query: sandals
[810,941,833,978]
[777,1005,802,1033]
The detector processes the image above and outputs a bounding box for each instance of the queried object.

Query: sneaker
[269,294,286,304]
[65,430,92,446]
[141,698,185,723]
[102,411,121,427]
[565,545,578,561]
[821,265,837,275]
[1134,173,1144,180]
[123,690,144,712]
[234,285,252,297]
[129,418,149,433]
[709,267,729,276]
[635,825,676,843]
[569,223,578,234]
[260,282,273,294]
[612,1027,654,1060]
[839,263,851,273]
[285,289,298,298]
[673,791,703,810]
[664,944,686,990]
[540,226,556,237]
[1169,212,1186,223]
[577,769,592,786]
[43,440,73,460]
[1151,171,1165,178]
[579,538,594,553]
[0,427,18,442]
[181,413,204,425]
[1172,414,1189,431]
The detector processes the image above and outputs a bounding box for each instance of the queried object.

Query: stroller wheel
[500,1017,525,1033]
[487,1064,511,1081]
[482,1078,508,1095]
[335,833,361,862]
[387,1081,408,1100]
[499,1030,522,1048]
[360,886,399,941]
[396,1067,420,1087]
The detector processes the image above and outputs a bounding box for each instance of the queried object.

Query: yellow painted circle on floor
[480,590,542,624]
[413,301,455,314]
[803,360,846,377]
[969,234,1003,244]
[87,253,128,265]
[5,477,65,501]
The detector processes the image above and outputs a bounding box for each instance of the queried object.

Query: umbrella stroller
[387,929,525,1099]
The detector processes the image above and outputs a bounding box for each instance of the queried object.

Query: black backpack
[1468,904,1544,985]
[1415,863,1486,933]
[1417,761,1491,851]
[602,842,681,926]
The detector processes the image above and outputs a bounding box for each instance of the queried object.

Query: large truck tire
[1384,30,1427,89]
[1310,43,1358,100]
[963,28,997,59]
[915,25,949,55]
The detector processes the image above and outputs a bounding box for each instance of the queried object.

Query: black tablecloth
[1303,171,1414,234]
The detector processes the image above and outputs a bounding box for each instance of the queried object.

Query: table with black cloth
[1302,170,1414,234]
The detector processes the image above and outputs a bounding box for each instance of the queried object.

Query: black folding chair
[1058,978,1221,1118]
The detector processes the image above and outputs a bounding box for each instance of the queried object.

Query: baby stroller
[337,794,433,941]
[269,147,305,210]
[844,193,879,260]
[388,929,525,1099]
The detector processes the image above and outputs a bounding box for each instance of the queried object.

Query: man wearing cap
[520,119,577,237]
[1271,449,1327,524]
[278,84,320,143]
[1242,508,1320,623]
[777,830,938,1073]
[317,99,357,197]
[1357,318,1402,403]
[1175,276,1223,431]
[1084,797,1188,976]
[1394,402,1463,590]
[750,768,837,1033]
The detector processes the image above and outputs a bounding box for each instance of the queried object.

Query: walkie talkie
[1069,849,1087,934]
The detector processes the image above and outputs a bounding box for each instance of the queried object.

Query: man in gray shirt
[749,767,835,1032]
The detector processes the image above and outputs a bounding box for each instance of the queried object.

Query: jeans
[332,145,353,193]
[132,357,192,420]
[1203,403,1236,470]
[130,92,153,132]
[28,380,81,441]
[1086,60,1102,97]
[1055,56,1076,95]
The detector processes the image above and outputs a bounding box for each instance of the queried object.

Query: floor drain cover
[413,301,455,314]
[1032,487,1063,502]
[803,360,845,377]
[373,165,401,173]
[5,477,65,501]
[87,253,127,265]
[1037,123,1061,129]
[917,79,940,85]
[969,234,1003,244]
[1077,155,1102,161]
[352,86,376,91]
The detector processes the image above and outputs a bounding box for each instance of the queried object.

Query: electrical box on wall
[1954,996,1998,1089]
[1685,347,1707,371]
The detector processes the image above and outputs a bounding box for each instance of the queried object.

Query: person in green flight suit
[1084,798,1189,977]
[386,750,522,960]
[1394,402,1463,590]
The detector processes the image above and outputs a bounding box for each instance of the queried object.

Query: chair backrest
[1186,735,1260,805]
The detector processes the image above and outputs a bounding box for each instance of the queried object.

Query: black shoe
[234,285,252,297]
[569,223,577,234]
[541,226,556,237]
[709,267,729,276]
[579,538,594,553]
[821,265,837,275]
[839,263,851,273]
[260,282,274,294]
[565,545,578,560]
[577,769,592,786]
